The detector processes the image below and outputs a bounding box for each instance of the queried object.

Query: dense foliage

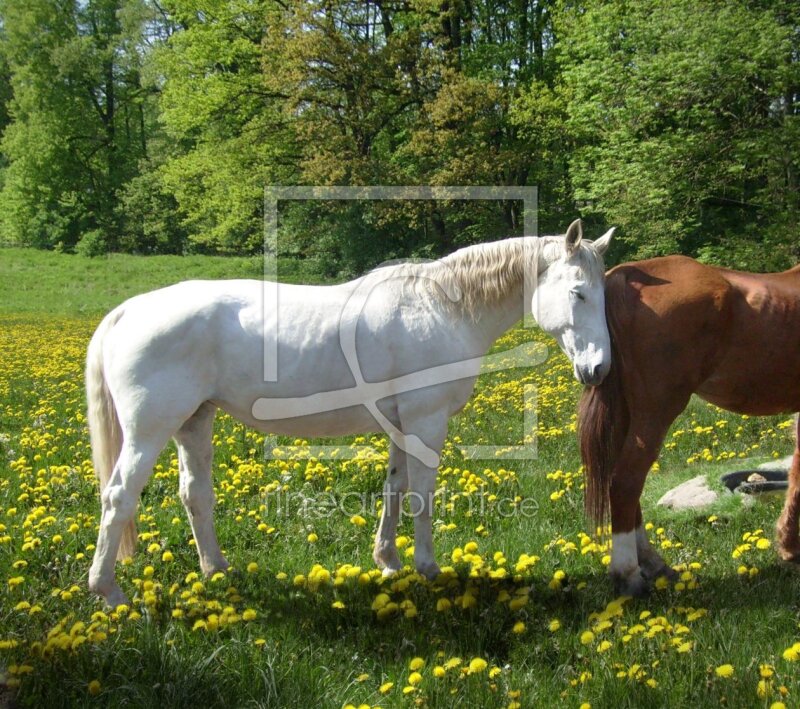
[0,0,797,272]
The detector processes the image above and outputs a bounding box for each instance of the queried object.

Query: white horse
[87,219,613,606]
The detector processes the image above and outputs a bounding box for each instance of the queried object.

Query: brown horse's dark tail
[578,274,630,527]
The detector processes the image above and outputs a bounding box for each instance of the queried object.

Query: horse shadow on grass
[228,557,800,668]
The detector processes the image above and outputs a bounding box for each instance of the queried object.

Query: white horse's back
[100,275,473,435]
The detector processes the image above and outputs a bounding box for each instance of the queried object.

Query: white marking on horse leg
[609,531,647,596]
[373,444,407,573]
[89,444,157,607]
[175,404,227,576]
[610,531,638,577]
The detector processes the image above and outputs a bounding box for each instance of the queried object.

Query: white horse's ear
[592,226,615,256]
[565,218,583,255]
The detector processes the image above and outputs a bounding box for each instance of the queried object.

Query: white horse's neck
[428,236,559,346]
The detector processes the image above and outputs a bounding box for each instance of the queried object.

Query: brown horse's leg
[776,416,800,562]
[608,416,677,596]
[634,504,678,581]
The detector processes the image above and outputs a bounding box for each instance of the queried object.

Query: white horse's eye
[572,289,586,302]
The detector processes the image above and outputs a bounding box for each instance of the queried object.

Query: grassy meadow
[0,248,798,708]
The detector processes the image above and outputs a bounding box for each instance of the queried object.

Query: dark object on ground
[721,469,789,494]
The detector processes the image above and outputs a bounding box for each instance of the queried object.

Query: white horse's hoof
[201,557,230,576]
[105,587,130,609]
[381,566,401,578]
[416,562,442,581]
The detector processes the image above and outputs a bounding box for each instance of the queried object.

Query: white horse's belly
[216,401,387,437]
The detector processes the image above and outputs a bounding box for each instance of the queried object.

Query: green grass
[0,247,328,316]
[0,248,798,708]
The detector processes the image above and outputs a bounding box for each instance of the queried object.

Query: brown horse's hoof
[611,568,650,598]
[648,564,679,583]
[775,531,800,563]
[777,548,800,564]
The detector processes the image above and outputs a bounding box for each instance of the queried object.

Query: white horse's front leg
[401,413,447,580]
[373,443,407,575]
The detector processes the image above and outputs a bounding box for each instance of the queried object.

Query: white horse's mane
[374,235,603,318]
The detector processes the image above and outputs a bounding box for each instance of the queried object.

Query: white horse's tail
[86,308,136,560]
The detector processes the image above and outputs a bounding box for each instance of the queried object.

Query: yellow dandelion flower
[88,680,101,696]
[379,681,394,694]
[409,657,425,671]
[782,646,799,661]
[512,621,525,634]
[408,671,423,686]
[468,658,488,674]
[715,664,734,678]
[758,679,772,699]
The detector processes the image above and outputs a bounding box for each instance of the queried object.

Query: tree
[259,0,565,271]
[0,0,162,251]
[152,0,294,253]
[557,0,800,268]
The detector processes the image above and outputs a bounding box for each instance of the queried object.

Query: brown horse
[579,255,800,595]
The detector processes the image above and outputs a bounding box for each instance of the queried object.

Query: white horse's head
[532,219,614,386]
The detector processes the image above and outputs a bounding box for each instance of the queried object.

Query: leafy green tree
[0,0,161,251]
[260,0,565,270]
[557,0,800,268]
[153,0,294,253]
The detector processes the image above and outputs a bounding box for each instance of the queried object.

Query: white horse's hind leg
[89,441,162,607]
[373,443,407,575]
[175,403,228,576]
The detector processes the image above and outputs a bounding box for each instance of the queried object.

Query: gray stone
[758,455,794,472]
[657,475,721,510]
